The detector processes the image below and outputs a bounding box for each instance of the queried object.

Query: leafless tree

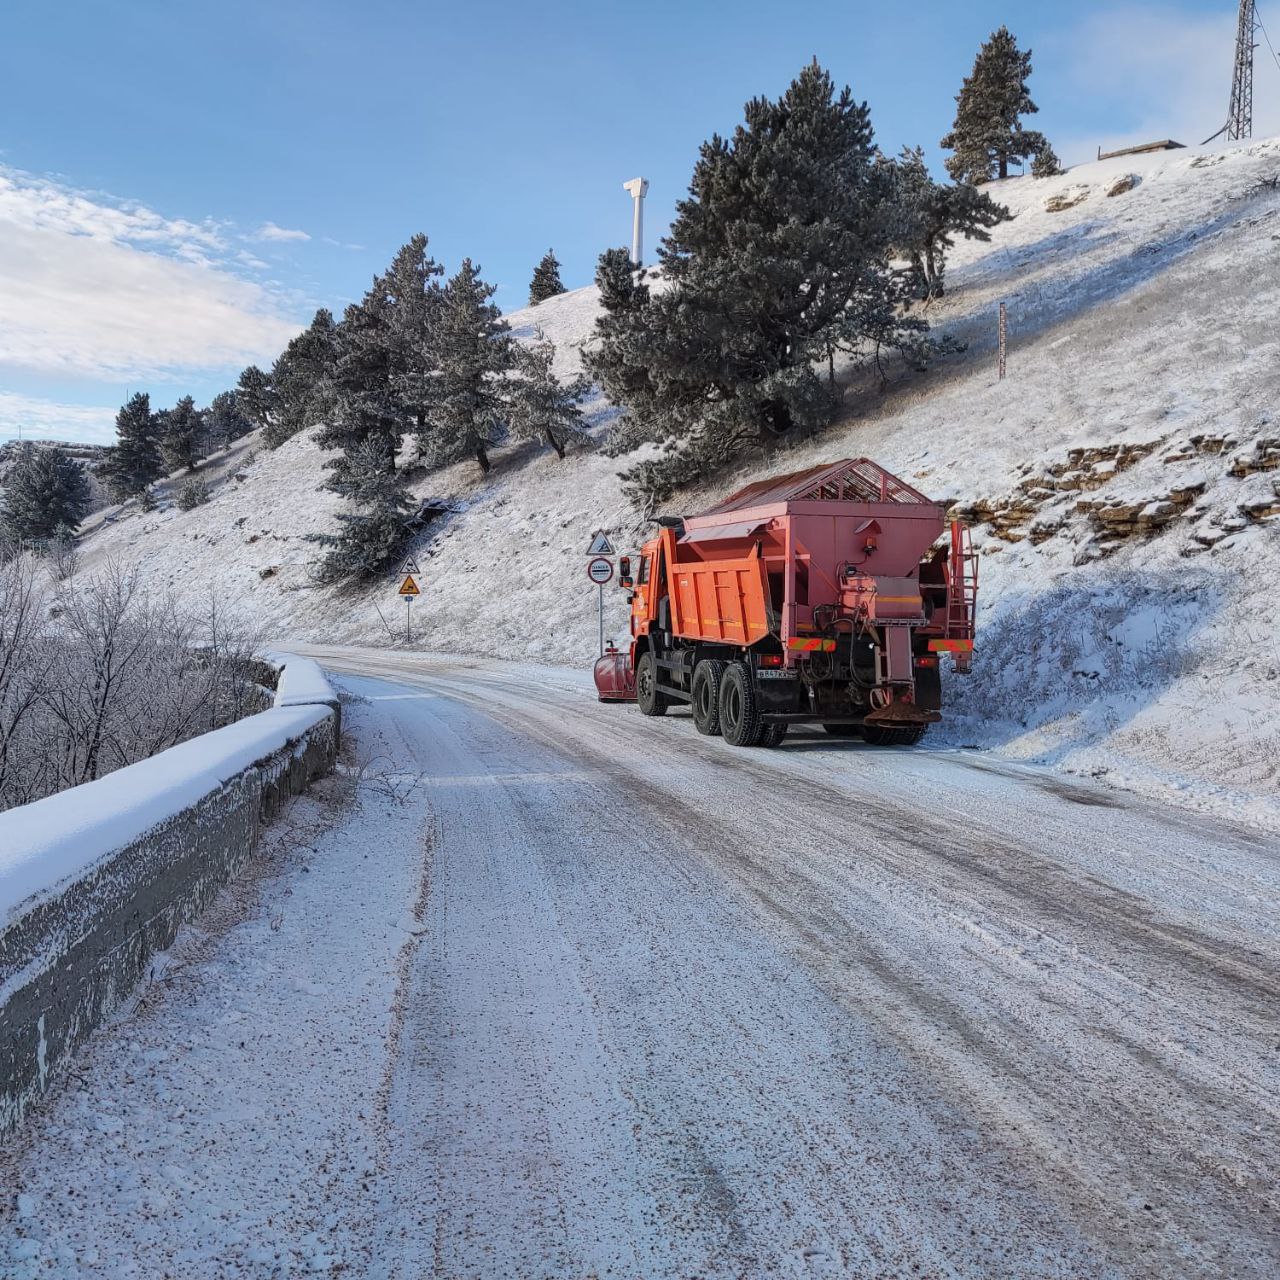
[0,556,268,813]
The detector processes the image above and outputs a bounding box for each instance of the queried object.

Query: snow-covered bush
[176,478,211,511]
[0,556,266,813]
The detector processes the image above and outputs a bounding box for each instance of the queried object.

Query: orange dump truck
[593,457,977,748]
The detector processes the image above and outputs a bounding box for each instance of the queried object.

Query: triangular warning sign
[397,556,421,577]
[586,530,615,556]
[398,574,421,597]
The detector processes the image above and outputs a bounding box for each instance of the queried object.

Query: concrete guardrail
[0,653,340,1137]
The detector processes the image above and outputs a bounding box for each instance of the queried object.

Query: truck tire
[635,652,668,717]
[758,722,789,748]
[862,725,928,747]
[718,662,763,747]
[691,660,727,736]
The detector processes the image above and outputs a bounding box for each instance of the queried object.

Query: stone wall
[0,656,339,1136]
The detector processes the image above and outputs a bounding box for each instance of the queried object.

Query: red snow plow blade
[593,648,636,703]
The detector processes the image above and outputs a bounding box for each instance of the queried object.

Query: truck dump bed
[666,458,952,657]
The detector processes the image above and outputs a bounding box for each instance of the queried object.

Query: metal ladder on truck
[945,521,979,673]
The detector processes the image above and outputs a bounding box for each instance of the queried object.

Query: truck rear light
[759,654,784,667]
[915,656,938,668]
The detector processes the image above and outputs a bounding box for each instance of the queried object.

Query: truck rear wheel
[635,652,668,717]
[691,660,727,736]
[862,725,927,747]
[719,663,763,747]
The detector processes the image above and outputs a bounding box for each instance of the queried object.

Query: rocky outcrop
[1046,186,1091,213]
[1076,481,1205,538]
[951,442,1161,543]
[956,429,1278,561]
[1106,174,1141,198]
[1227,437,1280,477]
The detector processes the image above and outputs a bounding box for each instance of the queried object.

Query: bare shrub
[0,557,266,813]
[45,531,80,582]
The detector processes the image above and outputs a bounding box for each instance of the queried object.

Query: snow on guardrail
[266,651,341,712]
[0,704,328,925]
[0,651,341,1136]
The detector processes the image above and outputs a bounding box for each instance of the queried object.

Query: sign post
[586,554,614,658]
[398,571,422,645]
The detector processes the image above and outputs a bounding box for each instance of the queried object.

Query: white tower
[622,177,649,265]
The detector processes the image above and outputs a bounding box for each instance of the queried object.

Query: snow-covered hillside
[76,136,1280,821]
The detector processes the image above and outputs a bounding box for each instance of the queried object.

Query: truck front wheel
[635,652,668,717]
[691,659,727,735]
[719,663,763,747]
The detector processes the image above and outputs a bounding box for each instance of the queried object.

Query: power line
[1258,6,1280,76]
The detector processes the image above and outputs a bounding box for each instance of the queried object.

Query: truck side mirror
[619,555,632,587]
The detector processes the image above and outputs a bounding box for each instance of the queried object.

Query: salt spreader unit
[593,458,977,747]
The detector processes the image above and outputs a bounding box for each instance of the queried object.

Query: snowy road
[5,647,1280,1278]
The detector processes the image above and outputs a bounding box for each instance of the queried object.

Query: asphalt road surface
[306,647,1280,1279]
[6,646,1278,1279]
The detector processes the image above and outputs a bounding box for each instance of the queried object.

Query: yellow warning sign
[398,574,421,597]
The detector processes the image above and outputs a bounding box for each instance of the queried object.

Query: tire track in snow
[305,649,1280,1278]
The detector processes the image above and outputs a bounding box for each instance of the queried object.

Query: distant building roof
[1097,140,1186,161]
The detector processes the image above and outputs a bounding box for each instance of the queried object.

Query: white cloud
[0,166,302,382]
[0,170,226,260]
[1053,6,1280,163]
[0,392,116,445]
[256,220,311,243]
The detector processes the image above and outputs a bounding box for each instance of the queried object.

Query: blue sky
[2,0,1276,444]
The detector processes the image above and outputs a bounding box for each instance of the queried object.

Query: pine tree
[235,365,277,434]
[941,26,1050,184]
[510,332,591,459]
[203,390,252,454]
[528,250,566,305]
[102,392,161,501]
[595,247,641,309]
[158,395,204,473]
[266,309,339,449]
[0,443,93,545]
[586,60,920,504]
[316,285,402,485]
[420,259,515,475]
[891,146,1010,300]
[586,250,658,455]
[1031,142,1064,178]
[380,235,444,439]
[308,439,415,582]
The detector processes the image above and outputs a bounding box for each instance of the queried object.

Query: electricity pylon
[1204,0,1259,144]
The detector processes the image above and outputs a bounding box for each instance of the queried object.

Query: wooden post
[998,302,1008,380]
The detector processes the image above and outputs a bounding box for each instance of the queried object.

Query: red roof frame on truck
[698,458,930,517]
